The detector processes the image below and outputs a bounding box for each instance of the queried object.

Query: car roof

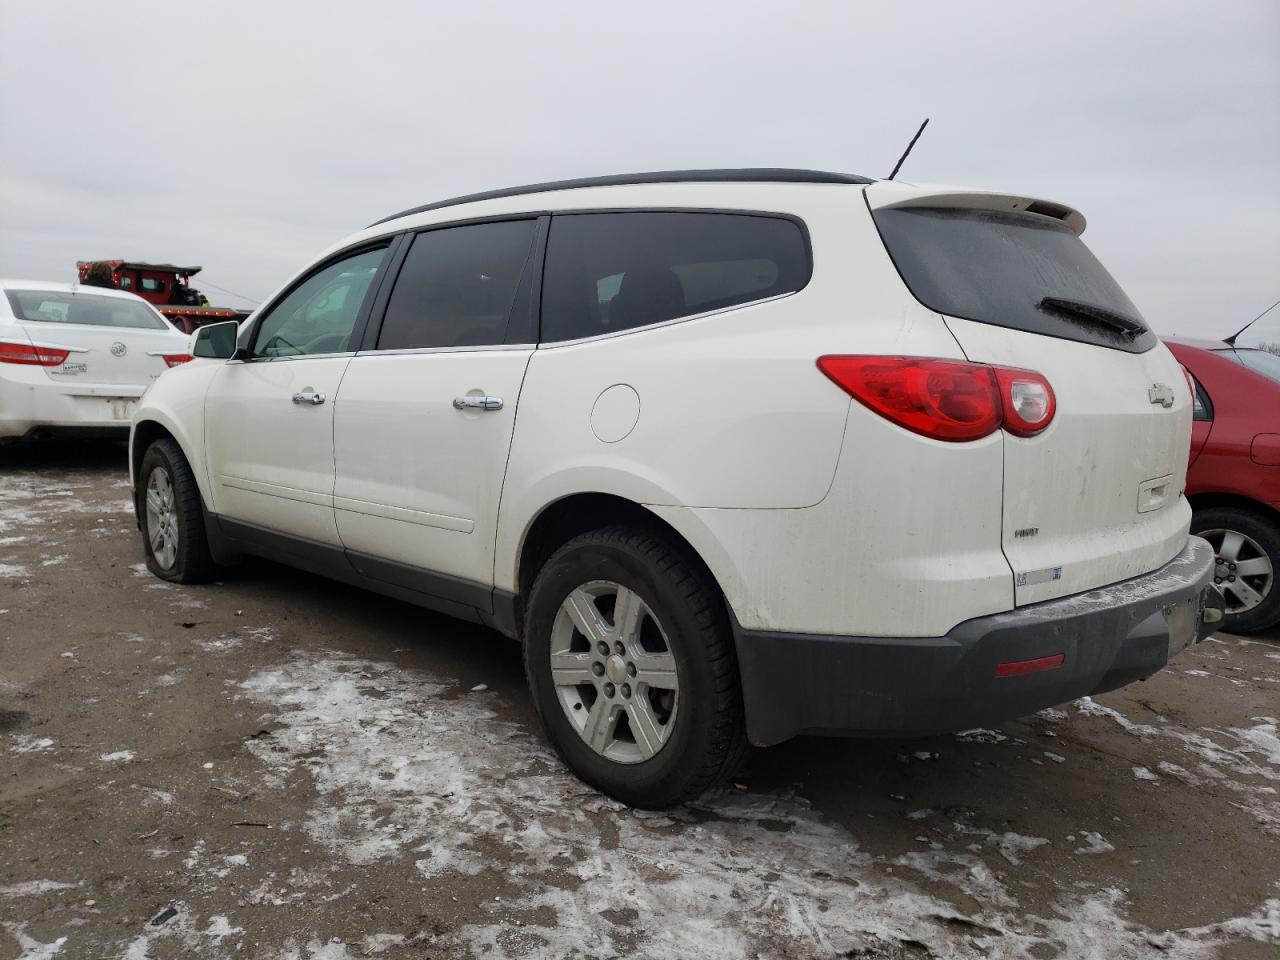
[1163,336,1233,351]
[369,168,874,227]
[0,278,154,303]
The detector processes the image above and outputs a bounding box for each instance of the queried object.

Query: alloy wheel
[1200,527,1274,614]
[549,580,679,764]
[145,466,180,571]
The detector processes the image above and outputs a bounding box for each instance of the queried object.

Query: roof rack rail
[369,168,873,227]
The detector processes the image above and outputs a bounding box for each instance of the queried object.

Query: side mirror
[191,320,241,360]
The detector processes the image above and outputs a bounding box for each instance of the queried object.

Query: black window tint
[377,219,537,350]
[541,212,810,342]
[253,247,387,358]
[874,207,1156,354]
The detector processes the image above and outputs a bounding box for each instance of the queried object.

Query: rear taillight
[0,339,70,366]
[817,356,1056,442]
[160,354,192,368]
[994,368,1055,437]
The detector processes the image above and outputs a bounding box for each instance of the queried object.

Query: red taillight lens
[0,339,70,366]
[994,368,1055,437]
[817,356,1001,441]
[161,353,193,368]
[817,356,1055,441]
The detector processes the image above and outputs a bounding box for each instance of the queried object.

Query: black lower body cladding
[733,537,1221,747]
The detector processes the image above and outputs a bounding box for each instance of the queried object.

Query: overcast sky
[2,1,1277,342]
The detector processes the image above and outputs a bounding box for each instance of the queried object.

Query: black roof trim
[369,168,873,227]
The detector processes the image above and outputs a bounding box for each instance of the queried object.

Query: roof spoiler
[864,184,1087,235]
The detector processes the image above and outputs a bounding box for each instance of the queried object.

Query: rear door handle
[292,388,326,405]
[452,396,503,411]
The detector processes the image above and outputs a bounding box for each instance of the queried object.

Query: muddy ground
[1,440,1278,960]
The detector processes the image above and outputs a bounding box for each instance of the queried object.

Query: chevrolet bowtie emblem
[1148,383,1175,408]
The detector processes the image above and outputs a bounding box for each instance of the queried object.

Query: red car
[1165,338,1280,633]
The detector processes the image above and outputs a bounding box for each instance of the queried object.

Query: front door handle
[292,388,326,405]
[452,396,503,411]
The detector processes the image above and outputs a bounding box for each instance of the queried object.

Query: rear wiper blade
[1037,297,1146,338]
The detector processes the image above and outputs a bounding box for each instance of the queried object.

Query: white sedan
[1,279,193,441]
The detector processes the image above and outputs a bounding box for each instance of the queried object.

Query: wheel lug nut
[1215,577,1222,584]
[1228,575,1236,582]
[592,662,604,676]
[626,663,637,677]
[1228,563,1236,570]
[604,682,615,698]
[597,642,609,656]
[614,642,625,655]
[621,684,631,698]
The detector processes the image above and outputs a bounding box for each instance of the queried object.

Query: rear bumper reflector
[994,654,1065,678]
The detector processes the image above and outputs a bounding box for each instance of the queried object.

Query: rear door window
[375,219,538,350]
[540,212,810,343]
[873,207,1156,353]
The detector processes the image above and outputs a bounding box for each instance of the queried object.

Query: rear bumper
[734,536,1221,746]
[0,377,145,439]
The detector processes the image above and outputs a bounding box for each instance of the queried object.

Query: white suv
[130,169,1221,808]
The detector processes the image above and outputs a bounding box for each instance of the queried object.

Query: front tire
[139,438,216,584]
[1191,506,1279,634]
[523,526,747,808]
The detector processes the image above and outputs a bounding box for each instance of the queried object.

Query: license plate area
[108,398,138,420]
[1163,589,1207,659]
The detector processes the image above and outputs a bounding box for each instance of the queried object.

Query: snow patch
[236,652,1277,959]
[1075,831,1116,855]
[0,880,78,897]
[2,923,67,960]
[1232,718,1280,769]
[99,750,135,763]
[9,736,55,754]
[954,728,1008,744]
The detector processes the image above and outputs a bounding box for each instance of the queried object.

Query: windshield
[5,289,169,330]
[1222,347,1280,385]
[873,207,1155,354]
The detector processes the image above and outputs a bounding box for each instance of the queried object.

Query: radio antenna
[1224,296,1279,346]
[887,118,930,181]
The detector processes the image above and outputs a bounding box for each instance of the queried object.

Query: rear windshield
[873,207,1155,353]
[5,289,168,330]
[1221,347,1280,384]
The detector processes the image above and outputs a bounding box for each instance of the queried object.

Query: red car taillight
[817,356,1055,442]
[160,353,193,368]
[0,339,70,366]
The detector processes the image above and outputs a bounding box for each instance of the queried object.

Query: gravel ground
[2,440,1278,960]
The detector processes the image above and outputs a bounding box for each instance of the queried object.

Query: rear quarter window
[874,206,1156,353]
[540,211,810,343]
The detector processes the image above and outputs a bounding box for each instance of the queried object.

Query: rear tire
[523,525,747,809]
[139,438,216,584]
[1191,506,1279,634]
